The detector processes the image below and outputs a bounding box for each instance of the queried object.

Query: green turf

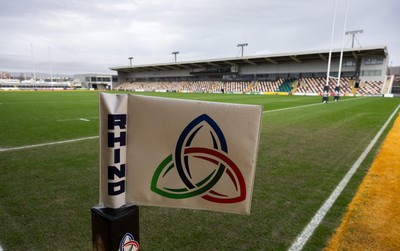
[0,91,399,250]
[0,91,98,147]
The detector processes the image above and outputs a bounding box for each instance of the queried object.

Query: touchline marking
[288,104,400,251]
[0,136,99,153]
[263,97,361,113]
[57,116,98,122]
[264,102,321,113]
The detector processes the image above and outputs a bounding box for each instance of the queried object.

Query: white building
[73,74,117,90]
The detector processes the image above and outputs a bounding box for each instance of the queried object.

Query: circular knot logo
[151,114,246,204]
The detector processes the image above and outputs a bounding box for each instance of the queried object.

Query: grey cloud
[0,0,399,75]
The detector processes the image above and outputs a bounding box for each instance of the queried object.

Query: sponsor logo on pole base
[119,233,139,251]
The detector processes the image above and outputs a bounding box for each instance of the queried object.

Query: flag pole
[91,93,140,251]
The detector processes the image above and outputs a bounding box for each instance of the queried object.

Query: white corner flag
[99,93,262,215]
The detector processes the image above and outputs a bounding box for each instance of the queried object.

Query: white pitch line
[57,116,98,122]
[263,97,361,113]
[288,104,400,251]
[0,136,99,153]
[264,102,322,113]
[57,118,78,122]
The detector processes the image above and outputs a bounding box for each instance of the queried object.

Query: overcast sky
[1,0,399,76]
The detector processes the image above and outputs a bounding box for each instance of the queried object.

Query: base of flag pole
[91,204,140,251]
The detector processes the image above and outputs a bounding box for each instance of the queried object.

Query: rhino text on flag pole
[99,93,128,209]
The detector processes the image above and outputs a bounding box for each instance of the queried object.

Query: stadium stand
[291,77,352,95]
[114,77,386,96]
[277,79,293,92]
[111,46,392,97]
[356,81,383,95]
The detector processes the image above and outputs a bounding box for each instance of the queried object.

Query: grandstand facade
[111,45,392,96]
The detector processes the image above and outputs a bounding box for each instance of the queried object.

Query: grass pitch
[0,91,399,250]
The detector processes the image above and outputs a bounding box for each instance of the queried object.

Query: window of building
[342,71,355,77]
[342,60,355,67]
[364,58,383,65]
[361,70,382,76]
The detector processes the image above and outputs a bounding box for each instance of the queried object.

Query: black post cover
[322,85,330,103]
[91,204,140,251]
[333,86,340,102]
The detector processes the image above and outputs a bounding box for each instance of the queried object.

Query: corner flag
[99,93,262,215]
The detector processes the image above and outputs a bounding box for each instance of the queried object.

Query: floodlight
[237,43,248,57]
[345,30,364,48]
[172,51,179,63]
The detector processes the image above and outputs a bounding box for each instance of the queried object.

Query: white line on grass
[264,102,322,113]
[263,97,361,113]
[57,116,98,122]
[288,104,400,251]
[0,136,99,153]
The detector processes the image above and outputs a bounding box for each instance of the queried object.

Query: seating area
[115,77,384,96]
[356,81,383,95]
[296,77,353,95]
[252,79,287,93]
